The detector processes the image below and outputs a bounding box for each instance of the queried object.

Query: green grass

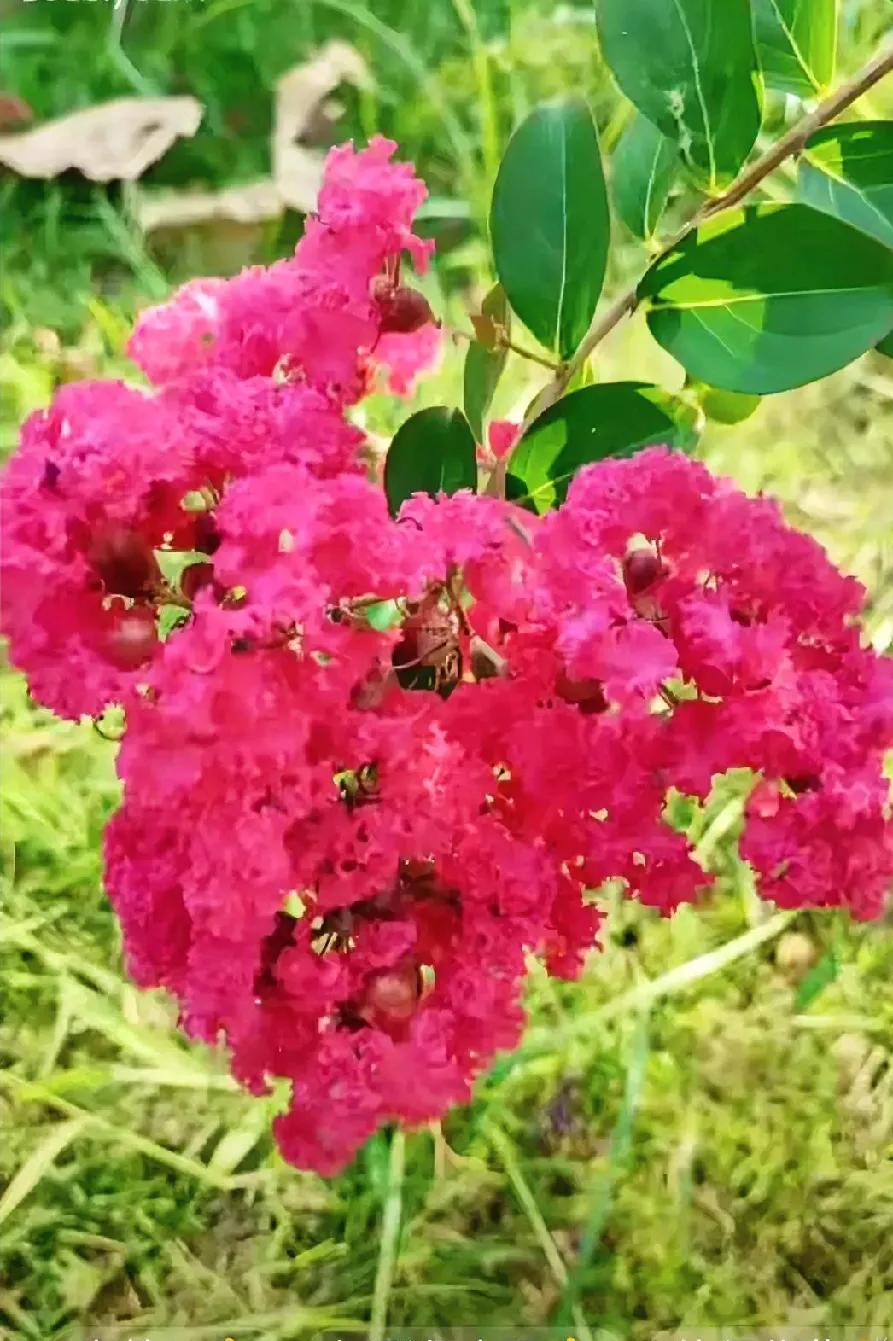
[5,664,893,1335]
[3,0,893,1335]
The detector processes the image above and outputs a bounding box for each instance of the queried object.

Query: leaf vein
[669,0,716,186]
[555,117,569,355]
[658,285,887,310]
[766,0,819,91]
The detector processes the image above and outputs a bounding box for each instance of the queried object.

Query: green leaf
[795,947,841,1012]
[565,357,597,393]
[878,329,893,358]
[463,284,510,442]
[365,599,403,632]
[505,382,699,514]
[701,389,762,425]
[690,380,762,424]
[384,407,477,518]
[641,203,893,394]
[799,121,893,251]
[612,114,679,240]
[595,0,762,190]
[490,97,610,359]
[753,0,837,97]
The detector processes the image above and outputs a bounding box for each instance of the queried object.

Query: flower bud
[101,607,158,670]
[180,561,214,601]
[88,525,160,598]
[193,512,221,556]
[376,285,434,335]
[555,670,607,715]
[361,962,420,1025]
[622,547,664,597]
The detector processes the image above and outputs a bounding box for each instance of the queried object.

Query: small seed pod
[360,961,420,1026]
[101,606,158,671]
[193,512,221,556]
[375,285,435,335]
[401,857,437,882]
[555,669,608,715]
[180,561,215,601]
[88,525,160,598]
[622,547,664,597]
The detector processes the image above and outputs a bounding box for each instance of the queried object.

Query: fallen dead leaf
[134,179,283,232]
[132,41,370,237]
[0,96,202,181]
[272,39,370,210]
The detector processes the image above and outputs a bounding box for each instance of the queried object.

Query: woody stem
[516,40,893,435]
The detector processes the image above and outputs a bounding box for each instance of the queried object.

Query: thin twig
[451,323,561,371]
[517,41,893,435]
[502,336,562,371]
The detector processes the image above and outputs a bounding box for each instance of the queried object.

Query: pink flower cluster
[3,139,892,1174]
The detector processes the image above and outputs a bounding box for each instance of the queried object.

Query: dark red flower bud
[400,856,437,884]
[555,670,608,715]
[193,512,221,556]
[376,285,434,335]
[101,607,158,671]
[622,547,664,597]
[361,962,420,1025]
[180,561,214,601]
[88,525,160,598]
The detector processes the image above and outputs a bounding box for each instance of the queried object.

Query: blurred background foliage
[2,1,893,1337]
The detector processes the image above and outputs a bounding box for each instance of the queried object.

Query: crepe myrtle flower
[4,138,892,1175]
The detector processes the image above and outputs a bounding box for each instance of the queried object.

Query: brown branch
[516,41,893,436]
[450,323,561,371]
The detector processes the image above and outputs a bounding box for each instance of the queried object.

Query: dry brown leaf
[133,41,369,236]
[272,40,370,211]
[134,179,282,232]
[0,96,202,181]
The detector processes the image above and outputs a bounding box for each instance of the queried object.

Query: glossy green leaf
[878,329,893,359]
[612,114,678,240]
[565,357,597,393]
[505,382,698,514]
[595,0,762,189]
[490,97,610,359]
[753,0,837,96]
[384,407,477,517]
[695,383,762,425]
[799,121,893,251]
[463,284,510,442]
[640,203,893,394]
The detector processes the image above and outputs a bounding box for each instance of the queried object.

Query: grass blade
[369,1127,406,1341]
[486,1121,594,1341]
[556,1012,651,1321]
[0,1116,91,1226]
